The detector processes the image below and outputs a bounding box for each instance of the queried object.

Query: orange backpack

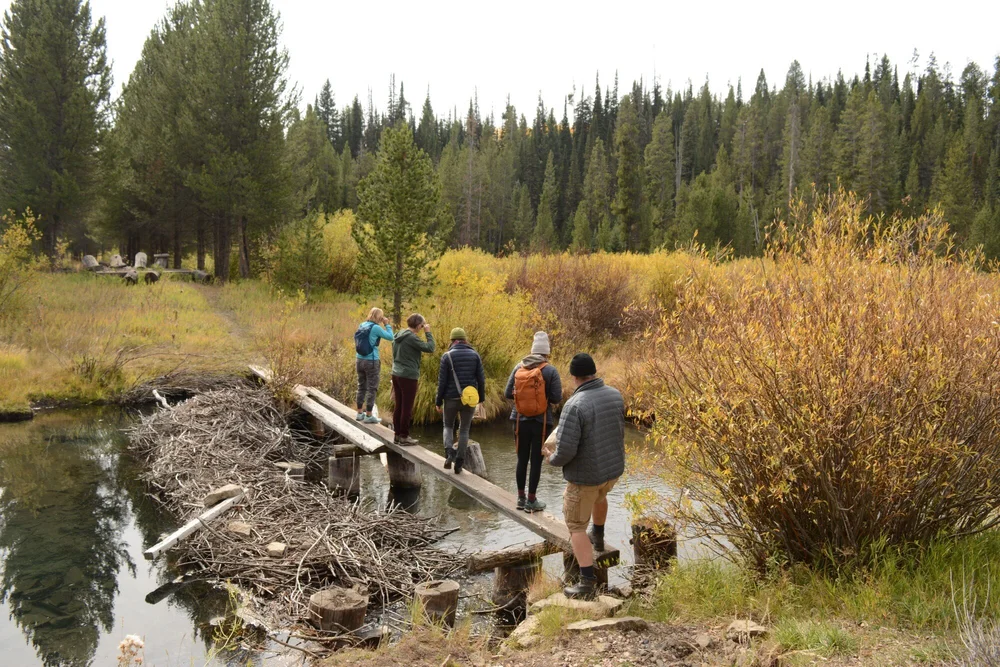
[513,363,548,417]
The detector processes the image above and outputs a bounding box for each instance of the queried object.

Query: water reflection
[0,410,224,667]
[0,414,132,666]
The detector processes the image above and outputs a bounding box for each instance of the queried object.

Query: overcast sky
[5,0,1000,120]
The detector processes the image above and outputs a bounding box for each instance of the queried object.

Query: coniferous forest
[2,0,999,279]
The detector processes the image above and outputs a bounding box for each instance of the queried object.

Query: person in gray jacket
[545,352,625,599]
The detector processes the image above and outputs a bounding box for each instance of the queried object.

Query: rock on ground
[203,484,243,507]
[565,617,649,632]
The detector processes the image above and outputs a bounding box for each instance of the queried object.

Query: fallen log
[144,490,244,559]
[466,542,561,574]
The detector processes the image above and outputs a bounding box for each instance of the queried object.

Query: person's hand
[435,405,442,413]
[382,317,390,326]
[423,322,431,333]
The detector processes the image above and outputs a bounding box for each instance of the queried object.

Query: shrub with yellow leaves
[641,189,1000,570]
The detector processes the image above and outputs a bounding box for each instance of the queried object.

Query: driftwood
[144,491,244,558]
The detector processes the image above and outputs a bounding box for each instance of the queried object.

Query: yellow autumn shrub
[640,189,1000,570]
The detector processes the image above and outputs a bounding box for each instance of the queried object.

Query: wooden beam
[144,491,244,559]
[466,542,562,574]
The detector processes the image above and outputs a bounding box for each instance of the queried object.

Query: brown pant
[391,375,419,438]
[563,478,618,533]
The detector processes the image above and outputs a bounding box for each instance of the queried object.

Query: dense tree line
[2,0,999,271]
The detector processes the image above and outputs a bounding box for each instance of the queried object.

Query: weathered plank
[144,491,244,558]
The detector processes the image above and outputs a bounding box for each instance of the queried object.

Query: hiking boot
[363,415,381,424]
[523,498,546,513]
[588,526,605,553]
[355,412,365,421]
[563,577,598,600]
[453,458,464,474]
[399,436,419,446]
[516,496,526,510]
[443,448,455,469]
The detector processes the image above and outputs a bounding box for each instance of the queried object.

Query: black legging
[515,419,546,495]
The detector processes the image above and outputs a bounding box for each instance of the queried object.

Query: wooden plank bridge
[250,366,619,565]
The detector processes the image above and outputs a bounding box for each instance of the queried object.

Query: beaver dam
[125,376,671,657]
[128,385,462,648]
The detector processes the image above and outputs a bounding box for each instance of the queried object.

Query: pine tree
[285,105,342,215]
[531,151,558,251]
[644,112,676,240]
[571,204,591,252]
[353,124,450,327]
[316,79,341,150]
[0,0,111,257]
[416,93,439,158]
[513,183,534,250]
[934,134,977,239]
[612,95,644,250]
[272,211,331,298]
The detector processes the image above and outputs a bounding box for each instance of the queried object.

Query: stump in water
[414,580,460,627]
[631,516,677,569]
[493,559,542,606]
[144,270,161,284]
[134,252,148,268]
[328,455,360,497]
[463,440,487,477]
[386,451,421,489]
[308,587,368,632]
[123,269,138,286]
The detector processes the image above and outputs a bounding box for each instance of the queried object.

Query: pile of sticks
[128,385,459,629]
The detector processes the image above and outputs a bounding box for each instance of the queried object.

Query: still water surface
[0,409,674,666]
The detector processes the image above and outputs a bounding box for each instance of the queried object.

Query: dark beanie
[569,353,597,378]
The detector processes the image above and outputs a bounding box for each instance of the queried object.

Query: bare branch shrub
[642,189,1000,570]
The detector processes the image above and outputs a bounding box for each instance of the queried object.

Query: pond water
[0,408,680,666]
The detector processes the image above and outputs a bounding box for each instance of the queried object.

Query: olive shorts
[563,478,619,533]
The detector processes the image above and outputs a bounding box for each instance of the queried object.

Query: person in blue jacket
[355,307,394,423]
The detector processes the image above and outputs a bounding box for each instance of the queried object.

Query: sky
[4,0,1000,121]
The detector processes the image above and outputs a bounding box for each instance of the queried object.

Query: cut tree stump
[144,270,161,284]
[328,455,360,497]
[630,516,677,569]
[386,451,421,488]
[414,580,460,627]
[134,252,148,268]
[463,440,487,477]
[493,559,542,606]
[308,587,368,632]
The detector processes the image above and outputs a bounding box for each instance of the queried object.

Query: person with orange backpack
[504,331,562,512]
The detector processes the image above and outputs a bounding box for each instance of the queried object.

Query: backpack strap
[446,352,463,394]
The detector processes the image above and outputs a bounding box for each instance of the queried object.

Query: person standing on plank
[391,313,435,445]
[504,331,562,513]
[544,353,625,599]
[354,307,394,424]
[435,328,485,474]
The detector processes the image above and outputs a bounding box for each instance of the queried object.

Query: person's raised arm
[418,330,435,353]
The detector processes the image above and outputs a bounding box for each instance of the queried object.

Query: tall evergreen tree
[612,95,644,250]
[645,111,676,241]
[285,105,342,215]
[0,0,111,257]
[532,151,558,251]
[353,124,450,327]
[316,79,341,150]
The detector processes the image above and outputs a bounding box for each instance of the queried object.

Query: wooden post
[631,516,678,568]
[328,455,360,497]
[493,559,541,606]
[309,414,326,438]
[386,451,421,489]
[414,580,460,627]
[463,440,487,478]
[562,553,609,588]
[308,587,368,632]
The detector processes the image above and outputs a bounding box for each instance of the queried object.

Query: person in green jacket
[391,313,435,445]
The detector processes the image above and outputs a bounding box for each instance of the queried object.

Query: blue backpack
[354,322,375,356]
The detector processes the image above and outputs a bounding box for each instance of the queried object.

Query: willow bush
[643,190,1000,570]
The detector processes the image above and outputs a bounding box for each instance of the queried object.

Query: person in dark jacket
[504,331,562,512]
[391,313,435,445]
[545,353,625,600]
[435,328,486,474]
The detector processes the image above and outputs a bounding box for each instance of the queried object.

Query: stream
[0,409,679,666]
